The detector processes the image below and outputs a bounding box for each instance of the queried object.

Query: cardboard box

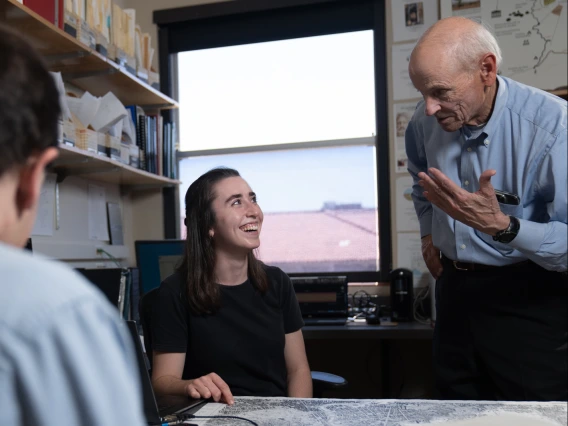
[63,9,80,38]
[120,143,130,164]
[108,135,121,161]
[96,132,109,157]
[77,19,97,50]
[62,117,76,147]
[76,128,97,153]
[129,144,139,168]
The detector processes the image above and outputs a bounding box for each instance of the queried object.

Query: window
[178,144,379,273]
[177,31,375,151]
[157,0,391,281]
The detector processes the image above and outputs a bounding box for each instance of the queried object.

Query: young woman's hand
[186,373,234,405]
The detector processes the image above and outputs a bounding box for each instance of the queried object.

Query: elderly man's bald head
[411,17,502,74]
[407,17,502,132]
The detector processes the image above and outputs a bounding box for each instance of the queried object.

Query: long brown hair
[177,167,268,315]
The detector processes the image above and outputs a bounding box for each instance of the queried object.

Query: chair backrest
[139,287,160,371]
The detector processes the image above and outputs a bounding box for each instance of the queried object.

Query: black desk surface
[302,321,434,340]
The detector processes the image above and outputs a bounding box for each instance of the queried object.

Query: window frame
[155,0,392,282]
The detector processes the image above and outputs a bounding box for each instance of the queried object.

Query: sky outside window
[177,30,376,151]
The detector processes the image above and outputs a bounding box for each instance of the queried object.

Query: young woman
[151,168,312,404]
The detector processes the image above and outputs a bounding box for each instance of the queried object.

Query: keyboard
[303,318,347,326]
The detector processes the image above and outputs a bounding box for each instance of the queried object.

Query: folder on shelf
[90,92,127,133]
[23,0,56,25]
[67,91,100,129]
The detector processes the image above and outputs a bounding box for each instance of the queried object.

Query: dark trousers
[434,257,567,401]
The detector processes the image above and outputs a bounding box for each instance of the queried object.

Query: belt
[441,254,530,272]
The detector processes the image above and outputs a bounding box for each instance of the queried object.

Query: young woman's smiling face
[209,176,263,254]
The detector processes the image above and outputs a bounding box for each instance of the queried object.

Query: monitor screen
[76,268,124,309]
[135,240,185,294]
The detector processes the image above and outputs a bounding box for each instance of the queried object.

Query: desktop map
[189,397,567,426]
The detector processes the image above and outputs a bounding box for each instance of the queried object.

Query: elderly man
[405,17,567,401]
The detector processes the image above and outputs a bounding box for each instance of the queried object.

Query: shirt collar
[460,75,507,148]
[482,75,508,138]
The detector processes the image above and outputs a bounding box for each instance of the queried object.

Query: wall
[32,175,133,268]
[123,0,231,71]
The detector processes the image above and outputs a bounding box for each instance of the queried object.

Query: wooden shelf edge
[57,144,180,186]
[2,0,178,109]
[548,88,568,97]
[116,66,179,108]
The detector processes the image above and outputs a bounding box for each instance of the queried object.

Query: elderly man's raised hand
[418,168,510,236]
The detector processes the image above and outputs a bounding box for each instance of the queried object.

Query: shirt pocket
[475,203,523,255]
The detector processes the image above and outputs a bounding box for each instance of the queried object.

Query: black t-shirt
[151,264,304,397]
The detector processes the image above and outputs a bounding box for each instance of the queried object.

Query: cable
[413,285,431,325]
[96,248,122,268]
[182,414,259,425]
[96,248,131,319]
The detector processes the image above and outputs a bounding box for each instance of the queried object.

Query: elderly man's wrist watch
[493,216,520,243]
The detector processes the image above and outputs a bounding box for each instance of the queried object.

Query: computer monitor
[135,240,185,294]
[76,268,124,309]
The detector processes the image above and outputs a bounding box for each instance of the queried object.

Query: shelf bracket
[63,67,119,80]
[45,51,91,62]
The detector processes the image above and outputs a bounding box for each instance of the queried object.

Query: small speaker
[390,268,414,322]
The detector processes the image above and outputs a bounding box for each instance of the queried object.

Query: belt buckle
[453,260,469,271]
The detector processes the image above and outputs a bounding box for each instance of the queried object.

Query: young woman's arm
[152,351,234,404]
[284,330,313,398]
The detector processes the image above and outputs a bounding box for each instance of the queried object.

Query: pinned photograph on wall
[393,102,418,172]
[440,0,481,21]
[392,0,438,42]
[405,2,424,27]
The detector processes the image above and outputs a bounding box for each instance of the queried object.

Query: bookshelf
[0,0,180,188]
[0,0,178,109]
[0,0,181,266]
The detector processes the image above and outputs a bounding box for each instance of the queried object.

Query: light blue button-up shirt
[0,242,146,426]
[405,76,567,271]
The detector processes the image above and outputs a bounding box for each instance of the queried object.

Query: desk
[189,397,567,425]
[302,321,434,340]
[303,322,434,398]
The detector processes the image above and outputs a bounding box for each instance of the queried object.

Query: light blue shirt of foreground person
[0,242,146,426]
[406,75,567,271]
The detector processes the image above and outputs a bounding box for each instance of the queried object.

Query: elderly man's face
[409,48,487,132]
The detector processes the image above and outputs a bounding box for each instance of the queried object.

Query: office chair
[139,288,347,398]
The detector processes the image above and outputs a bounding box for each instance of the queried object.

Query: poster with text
[393,102,419,173]
[392,0,439,42]
[395,176,420,232]
[391,42,421,101]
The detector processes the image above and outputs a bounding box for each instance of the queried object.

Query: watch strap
[493,216,520,243]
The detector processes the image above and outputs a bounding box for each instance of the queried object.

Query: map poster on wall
[391,42,421,101]
[482,0,567,91]
[393,101,419,173]
[441,0,567,92]
[441,0,481,21]
[391,0,439,42]
[395,176,420,232]
[397,232,431,288]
